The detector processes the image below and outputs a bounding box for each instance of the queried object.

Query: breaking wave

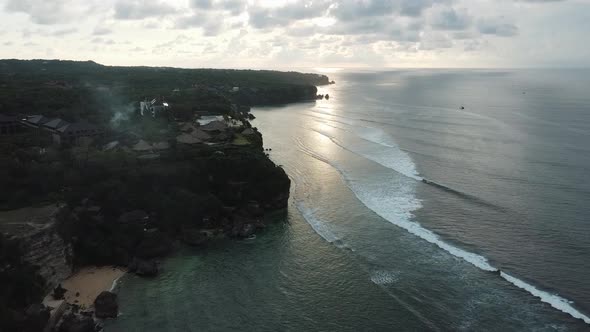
[295,129,590,325]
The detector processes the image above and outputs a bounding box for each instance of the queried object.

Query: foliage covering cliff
[56,143,291,266]
[0,59,328,123]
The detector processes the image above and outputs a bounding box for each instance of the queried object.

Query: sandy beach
[59,266,126,309]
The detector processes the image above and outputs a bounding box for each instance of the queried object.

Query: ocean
[105,69,590,331]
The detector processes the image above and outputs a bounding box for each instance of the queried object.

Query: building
[19,115,103,145]
[0,115,21,135]
[139,97,170,118]
[21,115,50,129]
[43,118,69,132]
[54,121,104,145]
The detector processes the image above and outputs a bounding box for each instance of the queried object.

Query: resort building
[20,115,104,145]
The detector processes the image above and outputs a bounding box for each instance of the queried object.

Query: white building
[139,98,170,118]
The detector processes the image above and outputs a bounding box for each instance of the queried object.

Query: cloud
[51,28,77,36]
[4,0,88,24]
[248,2,331,29]
[431,8,472,30]
[114,0,177,20]
[190,0,213,9]
[91,37,116,45]
[0,0,587,68]
[93,26,113,36]
[477,18,519,37]
[515,0,565,2]
[188,0,246,15]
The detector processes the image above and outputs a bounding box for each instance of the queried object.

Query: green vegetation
[0,59,329,124]
[53,143,290,265]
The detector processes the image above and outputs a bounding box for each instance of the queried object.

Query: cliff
[18,220,73,292]
[55,143,290,267]
[0,60,324,331]
[0,232,50,332]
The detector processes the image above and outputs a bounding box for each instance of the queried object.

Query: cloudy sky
[0,0,589,69]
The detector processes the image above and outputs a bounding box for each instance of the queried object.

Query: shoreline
[45,266,126,310]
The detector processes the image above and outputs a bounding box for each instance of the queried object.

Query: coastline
[0,60,323,331]
[45,266,126,310]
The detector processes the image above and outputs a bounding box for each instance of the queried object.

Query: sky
[0,0,589,69]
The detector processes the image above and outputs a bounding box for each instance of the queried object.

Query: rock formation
[93,291,118,319]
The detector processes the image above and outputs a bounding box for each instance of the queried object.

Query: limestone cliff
[19,221,73,292]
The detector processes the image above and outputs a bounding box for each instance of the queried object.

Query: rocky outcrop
[93,291,118,319]
[53,284,67,300]
[22,303,50,332]
[57,312,96,332]
[135,230,172,259]
[182,228,209,246]
[128,258,158,277]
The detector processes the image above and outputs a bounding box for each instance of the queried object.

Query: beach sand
[59,266,126,309]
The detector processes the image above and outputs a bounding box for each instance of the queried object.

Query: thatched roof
[191,129,211,140]
[241,128,255,135]
[176,134,202,145]
[43,118,69,130]
[200,120,227,132]
[133,139,152,151]
[179,123,195,133]
[103,141,120,151]
[153,141,170,150]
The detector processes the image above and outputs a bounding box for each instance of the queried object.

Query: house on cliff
[20,115,103,145]
[139,97,170,118]
[54,121,104,145]
[21,115,50,128]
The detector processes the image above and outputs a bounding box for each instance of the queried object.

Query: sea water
[106,69,590,331]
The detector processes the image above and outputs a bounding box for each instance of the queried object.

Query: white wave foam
[501,272,590,324]
[348,176,496,272]
[297,133,494,273]
[370,270,399,285]
[296,202,340,244]
[110,274,124,292]
[296,131,590,325]
[312,126,422,181]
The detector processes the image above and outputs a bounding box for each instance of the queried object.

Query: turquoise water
[106,69,590,331]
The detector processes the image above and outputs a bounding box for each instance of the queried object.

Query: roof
[176,134,202,145]
[200,120,227,132]
[241,128,255,135]
[56,121,100,134]
[103,141,120,151]
[24,115,51,125]
[153,141,170,150]
[179,123,195,133]
[192,129,211,140]
[43,118,70,130]
[132,140,153,151]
